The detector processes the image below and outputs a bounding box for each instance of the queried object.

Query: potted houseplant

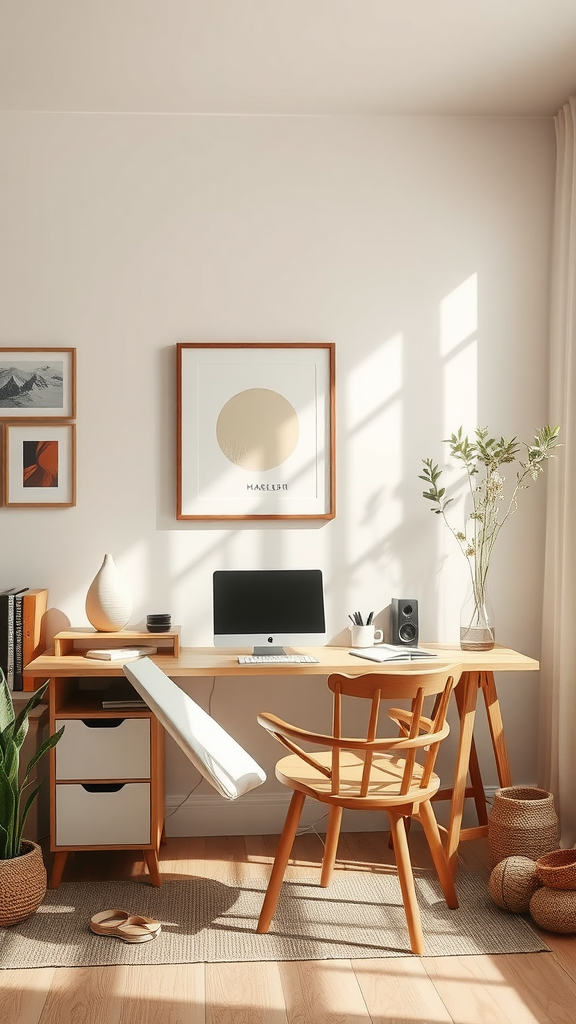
[0,670,64,926]
[420,425,560,650]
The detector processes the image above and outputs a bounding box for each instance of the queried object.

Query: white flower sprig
[419,425,560,603]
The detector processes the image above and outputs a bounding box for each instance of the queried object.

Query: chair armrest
[387,707,436,735]
[257,712,449,753]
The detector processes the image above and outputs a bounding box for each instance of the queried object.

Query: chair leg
[388,814,411,849]
[388,811,424,956]
[418,800,459,909]
[257,790,306,933]
[320,805,343,887]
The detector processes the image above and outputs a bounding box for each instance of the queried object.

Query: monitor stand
[252,646,287,657]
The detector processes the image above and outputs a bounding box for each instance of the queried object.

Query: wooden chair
[256,663,461,955]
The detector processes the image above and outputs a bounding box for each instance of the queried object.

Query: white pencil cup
[350,624,384,648]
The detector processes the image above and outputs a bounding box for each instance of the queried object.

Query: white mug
[350,624,384,648]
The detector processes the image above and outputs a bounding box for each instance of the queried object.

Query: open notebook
[349,644,437,663]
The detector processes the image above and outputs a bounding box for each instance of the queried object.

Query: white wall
[0,112,555,834]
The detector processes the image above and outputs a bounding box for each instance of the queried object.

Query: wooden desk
[24,642,538,878]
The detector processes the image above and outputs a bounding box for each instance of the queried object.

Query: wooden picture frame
[177,343,335,521]
[0,348,76,420]
[3,422,76,507]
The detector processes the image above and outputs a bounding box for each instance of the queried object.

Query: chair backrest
[124,658,266,801]
[258,664,460,800]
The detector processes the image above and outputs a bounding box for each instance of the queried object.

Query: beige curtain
[539,97,576,848]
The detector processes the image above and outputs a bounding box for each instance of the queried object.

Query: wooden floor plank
[352,956,454,1024]
[37,966,128,1024]
[203,836,250,881]
[424,952,576,1024]
[205,961,288,1024]
[119,964,205,1024]
[283,832,325,881]
[246,830,326,883]
[0,967,55,1024]
[486,951,576,1024]
[339,829,398,874]
[241,835,275,880]
[154,836,208,883]
[278,959,372,1024]
[531,929,576,984]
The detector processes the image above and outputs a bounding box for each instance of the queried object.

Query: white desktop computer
[212,569,326,663]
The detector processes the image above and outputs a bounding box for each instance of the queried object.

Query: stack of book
[0,588,48,691]
[101,681,147,709]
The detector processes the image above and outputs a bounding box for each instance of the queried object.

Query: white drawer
[55,718,150,780]
[55,783,151,846]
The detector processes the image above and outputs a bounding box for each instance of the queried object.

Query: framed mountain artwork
[0,348,76,420]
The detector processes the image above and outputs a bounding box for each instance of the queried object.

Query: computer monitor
[213,569,326,655]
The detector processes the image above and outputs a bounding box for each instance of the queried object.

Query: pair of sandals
[90,909,162,944]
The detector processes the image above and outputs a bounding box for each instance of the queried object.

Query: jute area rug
[0,870,548,969]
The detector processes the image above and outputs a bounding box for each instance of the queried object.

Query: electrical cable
[296,810,329,846]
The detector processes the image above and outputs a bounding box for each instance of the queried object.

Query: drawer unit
[55,783,151,846]
[42,638,170,889]
[54,717,150,780]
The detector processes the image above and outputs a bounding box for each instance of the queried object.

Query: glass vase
[460,580,495,651]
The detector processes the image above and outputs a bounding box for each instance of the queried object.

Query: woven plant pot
[530,887,576,934]
[536,849,576,890]
[488,787,559,869]
[0,841,47,927]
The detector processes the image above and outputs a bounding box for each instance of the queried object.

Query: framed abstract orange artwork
[3,422,76,507]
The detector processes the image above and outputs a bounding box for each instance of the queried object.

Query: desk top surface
[23,642,539,681]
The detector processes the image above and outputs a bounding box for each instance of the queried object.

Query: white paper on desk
[123,657,266,801]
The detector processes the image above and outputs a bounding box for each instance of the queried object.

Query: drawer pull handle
[81,783,125,793]
[81,719,124,729]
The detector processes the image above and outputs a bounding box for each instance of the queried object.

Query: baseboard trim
[164,783,535,838]
[164,790,387,837]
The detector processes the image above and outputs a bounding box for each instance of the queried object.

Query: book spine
[3,594,15,688]
[13,592,25,690]
[22,589,48,667]
[0,594,9,686]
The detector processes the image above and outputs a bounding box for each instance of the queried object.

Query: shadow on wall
[43,607,71,649]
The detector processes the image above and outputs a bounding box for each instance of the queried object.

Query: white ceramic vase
[85,554,133,632]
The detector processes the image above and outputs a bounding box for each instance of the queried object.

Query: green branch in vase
[419,425,560,649]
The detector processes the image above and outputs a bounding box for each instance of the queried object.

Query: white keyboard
[238,654,320,665]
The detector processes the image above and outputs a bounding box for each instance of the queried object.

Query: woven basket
[488,787,559,869]
[488,856,541,913]
[536,849,576,890]
[530,887,576,934]
[0,841,47,927]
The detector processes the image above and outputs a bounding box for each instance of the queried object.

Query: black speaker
[390,598,419,647]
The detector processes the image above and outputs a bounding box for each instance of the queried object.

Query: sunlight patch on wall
[345,334,404,553]
[443,342,478,438]
[441,273,478,437]
[346,333,403,429]
[440,274,478,356]
[438,274,479,640]
[118,543,147,623]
